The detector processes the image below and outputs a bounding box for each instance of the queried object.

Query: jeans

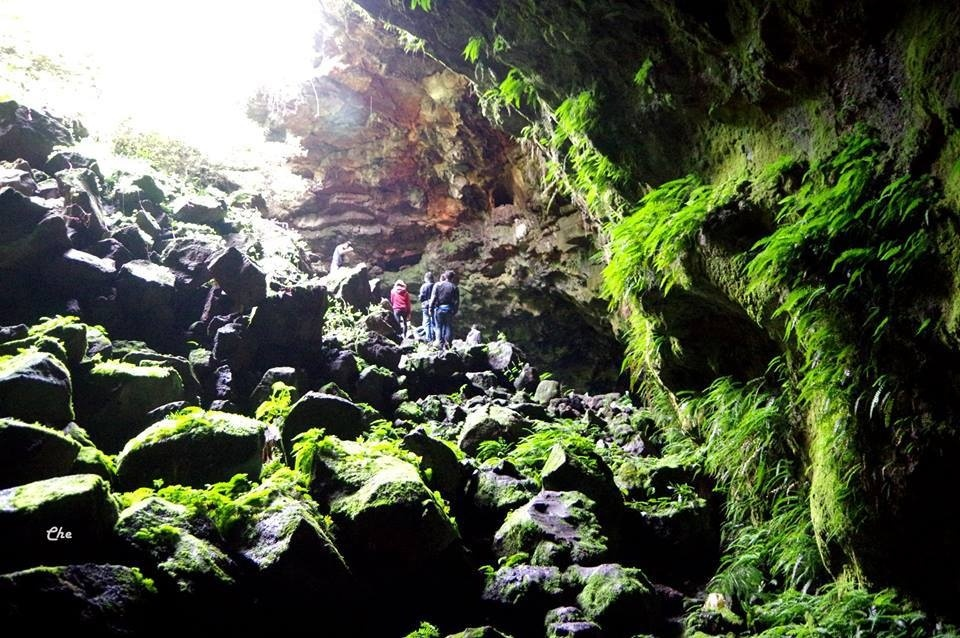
[435,305,454,347]
[422,308,435,341]
[393,310,409,338]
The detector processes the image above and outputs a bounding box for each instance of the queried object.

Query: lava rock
[171,194,226,226]
[0,100,73,167]
[0,418,80,488]
[207,246,266,308]
[0,349,74,425]
[115,409,265,489]
[458,404,526,456]
[281,391,366,456]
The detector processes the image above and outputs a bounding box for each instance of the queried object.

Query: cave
[2,0,960,636]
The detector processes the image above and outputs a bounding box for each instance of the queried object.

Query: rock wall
[251,7,623,389]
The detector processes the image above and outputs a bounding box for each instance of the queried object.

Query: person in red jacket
[390,279,412,339]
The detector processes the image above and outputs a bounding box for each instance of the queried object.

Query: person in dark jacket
[429,270,459,350]
[390,280,412,339]
[418,271,436,343]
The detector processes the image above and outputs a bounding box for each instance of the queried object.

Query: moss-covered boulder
[0,187,70,271]
[115,409,265,489]
[481,565,566,636]
[116,496,236,595]
[0,474,119,572]
[541,443,624,520]
[281,391,365,455]
[236,494,355,604]
[171,194,226,226]
[26,316,88,365]
[567,564,659,637]
[401,427,464,503]
[445,627,514,638]
[545,607,602,638]
[493,491,608,568]
[0,349,73,425]
[120,349,201,404]
[354,364,399,413]
[75,359,185,453]
[0,418,80,488]
[300,436,474,624]
[458,404,527,456]
[0,564,156,635]
[462,462,538,545]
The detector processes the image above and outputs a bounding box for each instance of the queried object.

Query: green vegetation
[254,381,297,425]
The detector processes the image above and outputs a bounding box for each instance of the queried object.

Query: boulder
[160,236,223,288]
[56,168,109,244]
[0,165,37,195]
[44,151,102,181]
[236,494,356,606]
[112,174,165,212]
[207,246,267,308]
[171,194,226,226]
[487,340,523,375]
[445,627,514,638]
[25,315,88,365]
[0,564,156,635]
[0,418,80,488]
[0,349,74,425]
[116,497,236,595]
[115,409,265,489]
[121,350,201,404]
[246,282,327,367]
[323,263,371,310]
[482,565,566,636]
[357,331,402,369]
[402,427,463,503]
[0,187,71,270]
[534,379,562,404]
[0,474,118,572]
[0,101,73,167]
[135,209,162,239]
[281,392,365,455]
[567,564,659,636]
[249,367,300,408]
[112,225,153,260]
[458,404,527,456]
[545,608,602,638]
[303,438,470,617]
[494,491,608,568]
[541,444,624,520]
[74,359,185,454]
[354,364,398,413]
[45,248,116,289]
[116,259,176,311]
[322,349,360,393]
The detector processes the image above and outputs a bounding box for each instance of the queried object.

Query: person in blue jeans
[418,271,436,342]
[429,270,459,350]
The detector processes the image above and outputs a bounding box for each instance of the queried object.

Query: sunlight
[0,0,329,159]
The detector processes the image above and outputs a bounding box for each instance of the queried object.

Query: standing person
[418,271,436,343]
[429,270,460,350]
[330,241,353,273]
[390,279,412,339]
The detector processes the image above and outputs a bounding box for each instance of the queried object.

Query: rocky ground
[1,101,728,636]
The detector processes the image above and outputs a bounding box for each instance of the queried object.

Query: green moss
[128,408,262,448]
[91,359,171,378]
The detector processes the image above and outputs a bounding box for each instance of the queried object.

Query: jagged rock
[89,238,133,265]
[493,491,608,568]
[354,364,398,413]
[44,151,102,182]
[207,246,267,307]
[135,209,162,239]
[112,225,153,260]
[236,494,356,606]
[246,282,327,367]
[534,379,561,404]
[357,331,402,369]
[0,165,37,195]
[0,349,74,425]
[35,178,59,198]
[115,259,177,331]
[458,404,526,456]
[46,248,116,288]
[249,367,301,408]
[321,349,360,394]
[281,392,365,455]
[512,363,538,392]
[160,236,222,288]
[402,427,463,503]
[322,263,372,310]
[56,168,109,245]
[0,563,156,635]
[75,359,184,454]
[566,564,659,636]
[0,187,70,270]
[171,194,226,226]
[541,444,624,520]
[115,409,265,489]
[0,418,80,488]
[0,474,118,572]
[0,324,28,343]
[25,316,88,365]
[482,565,566,636]
[210,364,236,402]
[466,370,503,394]
[0,101,72,166]
[212,322,243,361]
[116,497,236,595]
